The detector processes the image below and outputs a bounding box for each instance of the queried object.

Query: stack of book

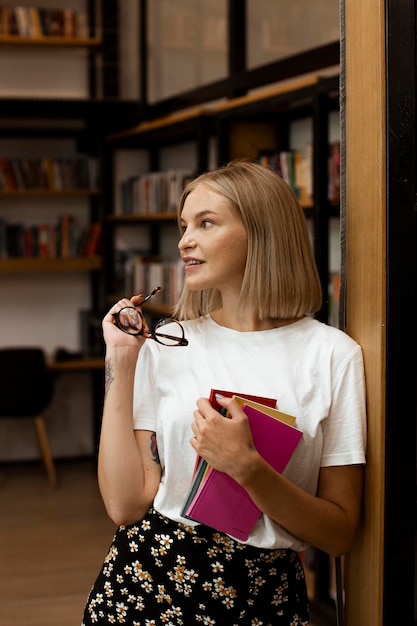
[181,389,303,541]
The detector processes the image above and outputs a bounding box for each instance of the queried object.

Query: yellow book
[233,395,296,426]
[29,7,42,38]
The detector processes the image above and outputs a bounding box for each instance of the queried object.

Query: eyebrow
[180,209,217,224]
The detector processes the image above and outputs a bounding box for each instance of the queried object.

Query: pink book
[188,389,277,479]
[182,401,303,541]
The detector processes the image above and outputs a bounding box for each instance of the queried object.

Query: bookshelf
[0,1,139,351]
[0,4,95,39]
[0,0,138,463]
[0,256,101,272]
[0,35,101,46]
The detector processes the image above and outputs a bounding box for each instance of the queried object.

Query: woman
[82,160,366,625]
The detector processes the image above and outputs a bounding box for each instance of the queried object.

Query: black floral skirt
[82,508,309,625]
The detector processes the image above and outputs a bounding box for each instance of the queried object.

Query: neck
[210,308,303,332]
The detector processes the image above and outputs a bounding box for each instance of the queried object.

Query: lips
[183,257,203,268]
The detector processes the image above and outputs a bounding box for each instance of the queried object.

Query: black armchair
[0,347,57,486]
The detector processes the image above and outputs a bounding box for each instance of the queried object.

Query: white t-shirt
[133,315,366,551]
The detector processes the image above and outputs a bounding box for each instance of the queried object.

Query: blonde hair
[173,160,322,320]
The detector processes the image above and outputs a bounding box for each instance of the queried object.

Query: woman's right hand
[102,294,150,350]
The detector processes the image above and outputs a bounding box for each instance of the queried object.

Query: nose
[178,230,196,251]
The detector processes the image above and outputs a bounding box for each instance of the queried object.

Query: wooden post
[343,1,386,624]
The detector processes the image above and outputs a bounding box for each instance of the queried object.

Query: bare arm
[97,297,161,527]
[191,396,363,557]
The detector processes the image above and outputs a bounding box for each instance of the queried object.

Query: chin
[184,277,205,290]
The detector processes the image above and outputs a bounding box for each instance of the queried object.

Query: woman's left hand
[190,396,258,478]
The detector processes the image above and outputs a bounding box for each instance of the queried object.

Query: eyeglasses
[111,287,188,347]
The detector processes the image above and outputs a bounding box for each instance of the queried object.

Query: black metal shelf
[0,97,141,132]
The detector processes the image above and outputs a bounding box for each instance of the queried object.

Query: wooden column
[343,1,386,625]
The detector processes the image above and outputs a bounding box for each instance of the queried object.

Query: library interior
[0,2,415,625]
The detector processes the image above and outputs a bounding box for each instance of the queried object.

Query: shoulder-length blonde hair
[173,160,322,320]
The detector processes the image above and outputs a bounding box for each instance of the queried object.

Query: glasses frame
[112,306,188,347]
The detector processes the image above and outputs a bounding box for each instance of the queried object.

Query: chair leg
[34,415,58,487]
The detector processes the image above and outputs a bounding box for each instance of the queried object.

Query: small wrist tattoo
[104,359,114,396]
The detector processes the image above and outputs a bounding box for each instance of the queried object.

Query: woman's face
[178,184,248,295]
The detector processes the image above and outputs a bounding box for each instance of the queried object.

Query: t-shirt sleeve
[132,343,158,432]
[321,346,367,467]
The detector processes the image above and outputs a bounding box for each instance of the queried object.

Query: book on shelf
[0,7,17,35]
[10,158,26,190]
[82,222,102,257]
[258,146,313,202]
[117,251,184,306]
[14,6,30,37]
[0,215,99,260]
[118,169,193,216]
[133,257,183,306]
[181,389,303,541]
[0,156,97,191]
[0,6,89,39]
[0,158,17,190]
[28,6,42,37]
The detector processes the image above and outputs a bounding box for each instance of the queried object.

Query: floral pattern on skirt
[82,508,309,625]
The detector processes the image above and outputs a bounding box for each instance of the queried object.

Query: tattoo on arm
[104,359,114,396]
[150,432,160,464]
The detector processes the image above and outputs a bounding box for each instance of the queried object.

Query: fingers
[132,296,152,336]
[102,296,146,346]
[191,397,232,444]
[104,296,135,320]
[130,293,146,307]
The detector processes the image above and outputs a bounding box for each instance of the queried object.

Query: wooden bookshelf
[107,107,213,142]
[0,256,101,272]
[106,212,177,223]
[0,34,101,47]
[0,189,101,197]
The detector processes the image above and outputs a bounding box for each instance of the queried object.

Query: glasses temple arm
[153,331,188,345]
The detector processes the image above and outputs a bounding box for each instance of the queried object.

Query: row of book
[114,250,184,306]
[0,217,102,259]
[258,148,313,202]
[0,156,98,192]
[258,141,341,203]
[118,169,193,216]
[0,6,89,39]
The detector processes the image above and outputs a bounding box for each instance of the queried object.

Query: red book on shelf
[181,390,303,541]
[38,224,49,258]
[0,158,17,190]
[84,222,102,256]
[59,214,72,258]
